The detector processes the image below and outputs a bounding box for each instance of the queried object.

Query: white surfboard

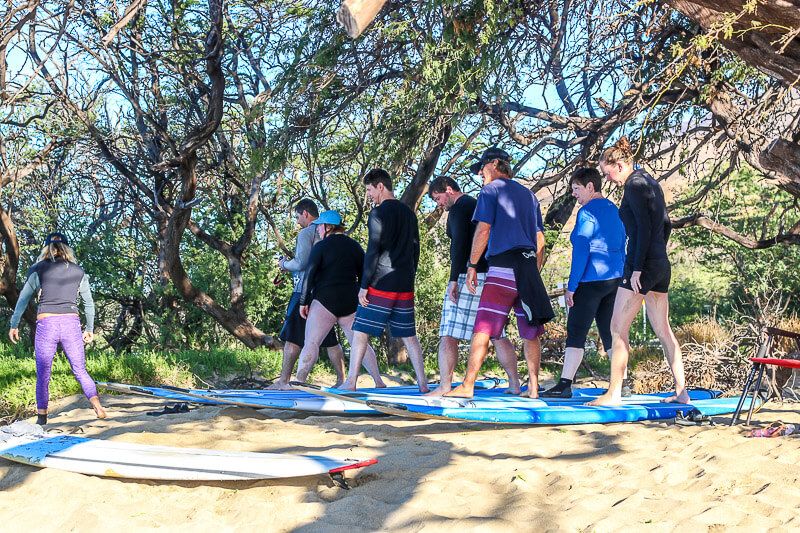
[0,422,376,481]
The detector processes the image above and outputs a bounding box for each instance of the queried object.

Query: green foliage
[0,344,341,421]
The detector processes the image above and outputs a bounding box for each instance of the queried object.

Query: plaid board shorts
[474,267,546,341]
[439,273,506,340]
[352,287,416,338]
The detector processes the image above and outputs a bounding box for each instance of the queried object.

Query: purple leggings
[35,315,98,410]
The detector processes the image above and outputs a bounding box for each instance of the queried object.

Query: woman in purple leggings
[8,232,106,424]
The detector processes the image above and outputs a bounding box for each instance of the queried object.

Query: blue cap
[312,210,343,226]
[469,147,511,174]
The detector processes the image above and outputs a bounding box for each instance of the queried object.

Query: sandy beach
[2,380,799,532]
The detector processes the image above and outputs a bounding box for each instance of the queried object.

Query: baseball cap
[469,147,511,174]
[44,232,69,246]
[312,210,343,226]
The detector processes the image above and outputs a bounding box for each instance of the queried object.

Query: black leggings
[566,278,620,350]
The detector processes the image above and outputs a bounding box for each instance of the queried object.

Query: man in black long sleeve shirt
[425,176,521,396]
[341,168,429,392]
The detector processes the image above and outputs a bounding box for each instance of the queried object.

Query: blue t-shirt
[472,178,544,258]
[567,198,626,292]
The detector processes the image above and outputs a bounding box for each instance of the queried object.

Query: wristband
[466,261,479,269]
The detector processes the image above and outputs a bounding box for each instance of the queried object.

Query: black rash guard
[299,233,365,316]
[618,169,671,271]
[361,199,420,292]
[446,194,488,282]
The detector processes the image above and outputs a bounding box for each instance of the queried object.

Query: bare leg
[644,291,689,403]
[340,331,371,391]
[326,344,346,387]
[587,288,643,406]
[426,336,459,396]
[339,314,386,388]
[295,301,338,383]
[445,332,491,398]
[518,337,542,398]
[401,336,430,393]
[268,341,302,390]
[493,338,521,394]
[561,347,585,381]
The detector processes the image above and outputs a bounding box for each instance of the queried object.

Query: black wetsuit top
[299,233,365,317]
[446,194,488,281]
[618,169,671,271]
[361,199,420,292]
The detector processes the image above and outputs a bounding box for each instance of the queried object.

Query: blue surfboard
[364,396,752,425]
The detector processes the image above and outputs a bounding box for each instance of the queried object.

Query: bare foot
[586,392,621,406]
[661,390,690,404]
[425,386,450,397]
[338,380,357,392]
[90,397,107,419]
[444,384,474,398]
[418,385,430,394]
[267,381,294,391]
[518,388,538,398]
[373,379,387,388]
[504,385,522,395]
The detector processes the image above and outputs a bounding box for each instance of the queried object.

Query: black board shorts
[279,292,339,348]
[620,259,671,294]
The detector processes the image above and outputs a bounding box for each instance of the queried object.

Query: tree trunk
[399,118,453,210]
[0,205,35,329]
[668,0,800,199]
[668,0,800,84]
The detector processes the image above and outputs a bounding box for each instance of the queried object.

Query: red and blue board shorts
[473,267,545,340]
[353,287,416,338]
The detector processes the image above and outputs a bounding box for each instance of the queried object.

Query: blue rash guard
[567,198,626,293]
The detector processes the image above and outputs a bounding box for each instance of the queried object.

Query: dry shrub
[632,318,751,395]
[675,318,732,346]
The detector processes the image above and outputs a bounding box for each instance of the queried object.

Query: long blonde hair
[600,136,635,166]
[36,242,77,264]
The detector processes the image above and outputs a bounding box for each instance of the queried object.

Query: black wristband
[466,261,479,269]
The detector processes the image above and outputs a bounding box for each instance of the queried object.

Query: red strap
[750,357,800,369]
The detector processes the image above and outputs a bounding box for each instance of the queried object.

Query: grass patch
[0,343,343,423]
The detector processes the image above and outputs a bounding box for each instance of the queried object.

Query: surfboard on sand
[0,422,377,481]
[292,382,721,409]
[362,396,754,425]
[97,379,508,414]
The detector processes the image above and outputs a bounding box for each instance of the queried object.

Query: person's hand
[565,290,574,307]
[447,281,459,303]
[277,257,286,271]
[83,331,94,344]
[358,288,369,306]
[299,305,309,319]
[630,271,642,294]
[8,329,19,344]
[466,267,479,295]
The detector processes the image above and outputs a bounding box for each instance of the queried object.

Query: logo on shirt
[522,250,536,259]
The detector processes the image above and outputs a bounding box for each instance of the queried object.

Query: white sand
[2,385,799,532]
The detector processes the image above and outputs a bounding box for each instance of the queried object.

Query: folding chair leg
[731,364,759,426]
[745,363,767,426]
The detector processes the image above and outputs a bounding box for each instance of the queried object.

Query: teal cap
[312,210,343,226]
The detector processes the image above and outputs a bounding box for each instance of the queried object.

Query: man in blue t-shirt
[446,148,555,398]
